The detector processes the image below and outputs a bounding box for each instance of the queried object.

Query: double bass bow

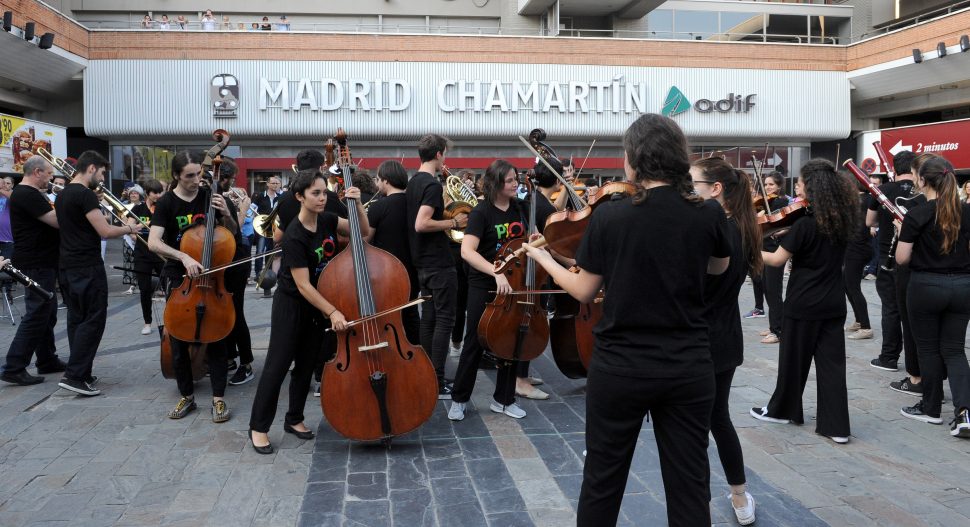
[478,174,550,363]
[161,130,235,380]
[317,128,437,446]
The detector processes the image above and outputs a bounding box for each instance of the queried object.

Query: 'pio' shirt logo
[313,235,338,279]
[493,221,525,251]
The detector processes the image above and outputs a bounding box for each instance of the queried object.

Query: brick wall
[0,0,88,57]
[847,9,970,69]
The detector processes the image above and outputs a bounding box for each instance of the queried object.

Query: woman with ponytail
[895,157,970,438]
[750,159,859,445]
[524,113,732,527]
[691,157,762,525]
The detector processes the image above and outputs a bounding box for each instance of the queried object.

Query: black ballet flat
[284,423,315,440]
[248,430,274,455]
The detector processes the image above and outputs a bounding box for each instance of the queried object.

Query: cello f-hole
[385,323,415,361]
[336,328,356,372]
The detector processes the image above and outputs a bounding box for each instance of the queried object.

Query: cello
[161,130,235,379]
[478,175,550,363]
[317,129,437,445]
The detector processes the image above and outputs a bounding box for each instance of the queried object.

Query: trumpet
[253,203,281,238]
[223,187,247,207]
[444,174,476,243]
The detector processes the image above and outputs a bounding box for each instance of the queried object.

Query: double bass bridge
[358,342,389,352]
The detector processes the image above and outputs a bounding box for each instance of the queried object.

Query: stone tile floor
[1,246,968,526]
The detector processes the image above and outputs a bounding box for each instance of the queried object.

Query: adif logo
[662,86,691,117]
[662,86,756,117]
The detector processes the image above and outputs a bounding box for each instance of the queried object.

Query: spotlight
[961,35,969,52]
[913,48,923,63]
[3,11,12,32]
[38,32,54,49]
[23,21,34,41]
[937,42,947,57]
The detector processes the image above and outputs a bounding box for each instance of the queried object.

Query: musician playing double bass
[248,169,368,454]
[148,150,237,422]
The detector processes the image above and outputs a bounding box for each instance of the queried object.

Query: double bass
[161,130,235,380]
[478,175,550,362]
[317,129,437,445]
[525,129,591,259]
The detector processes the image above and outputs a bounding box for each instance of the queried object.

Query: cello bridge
[516,301,535,306]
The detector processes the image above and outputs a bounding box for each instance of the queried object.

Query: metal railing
[860,0,970,40]
[82,19,840,44]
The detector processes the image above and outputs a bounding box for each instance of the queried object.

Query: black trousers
[450,286,516,406]
[751,273,764,311]
[134,260,164,324]
[711,368,746,486]
[579,366,714,527]
[2,267,60,374]
[250,291,321,432]
[907,272,970,417]
[450,244,468,345]
[60,266,108,382]
[876,265,919,376]
[418,266,458,385]
[843,255,871,329]
[762,263,784,336]
[766,316,850,437]
[164,280,228,398]
[224,259,254,365]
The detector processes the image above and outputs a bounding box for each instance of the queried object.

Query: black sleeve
[366,199,384,231]
[779,216,809,255]
[277,194,300,232]
[22,190,53,219]
[420,181,443,210]
[898,204,926,244]
[325,191,348,218]
[465,206,487,240]
[709,202,732,258]
[575,206,605,275]
[323,212,339,236]
[281,230,309,271]
[81,189,100,215]
[867,192,879,212]
[151,195,171,229]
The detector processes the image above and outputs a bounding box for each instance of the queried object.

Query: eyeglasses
[692,180,716,186]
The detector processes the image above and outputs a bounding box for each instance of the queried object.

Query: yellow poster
[0,113,67,174]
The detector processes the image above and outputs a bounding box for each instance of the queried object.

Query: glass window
[646,9,673,38]
[720,12,764,38]
[673,10,718,40]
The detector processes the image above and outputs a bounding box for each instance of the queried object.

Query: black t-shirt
[277,213,339,298]
[533,192,556,234]
[574,186,731,379]
[779,215,847,320]
[130,202,164,265]
[368,193,413,272]
[152,190,210,278]
[704,215,746,373]
[9,185,59,269]
[464,199,528,289]
[55,183,103,269]
[868,180,924,254]
[406,172,453,269]
[845,196,874,260]
[899,201,970,274]
[277,190,348,232]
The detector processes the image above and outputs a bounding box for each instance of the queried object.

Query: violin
[317,128,437,445]
[163,130,236,347]
[524,129,591,259]
[758,200,810,236]
[585,180,637,208]
[478,175,550,362]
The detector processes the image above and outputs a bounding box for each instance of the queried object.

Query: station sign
[858,118,970,173]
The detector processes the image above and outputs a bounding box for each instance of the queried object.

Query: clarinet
[0,261,55,300]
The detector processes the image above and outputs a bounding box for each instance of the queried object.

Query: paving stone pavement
[1,245,969,526]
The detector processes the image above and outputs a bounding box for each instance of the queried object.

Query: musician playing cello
[148,151,237,422]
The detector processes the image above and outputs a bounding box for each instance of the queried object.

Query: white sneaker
[730,492,756,526]
[749,407,791,424]
[141,324,152,335]
[847,329,873,340]
[123,286,135,295]
[828,436,850,444]
[582,450,587,457]
[490,401,526,419]
[448,401,466,421]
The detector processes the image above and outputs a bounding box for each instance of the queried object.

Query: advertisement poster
[0,113,68,174]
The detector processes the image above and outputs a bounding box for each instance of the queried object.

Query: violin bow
[752,145,772,215]
[518,136,571,191]
[324,297,430,331]
[573,140,597,181]
[185,248,283,279]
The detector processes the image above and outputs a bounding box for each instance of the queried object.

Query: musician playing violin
[148,150,238,421]
[524,114,731,527]
[248,169,369,454]
[751,171,789,344]
[749,159,859,445]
